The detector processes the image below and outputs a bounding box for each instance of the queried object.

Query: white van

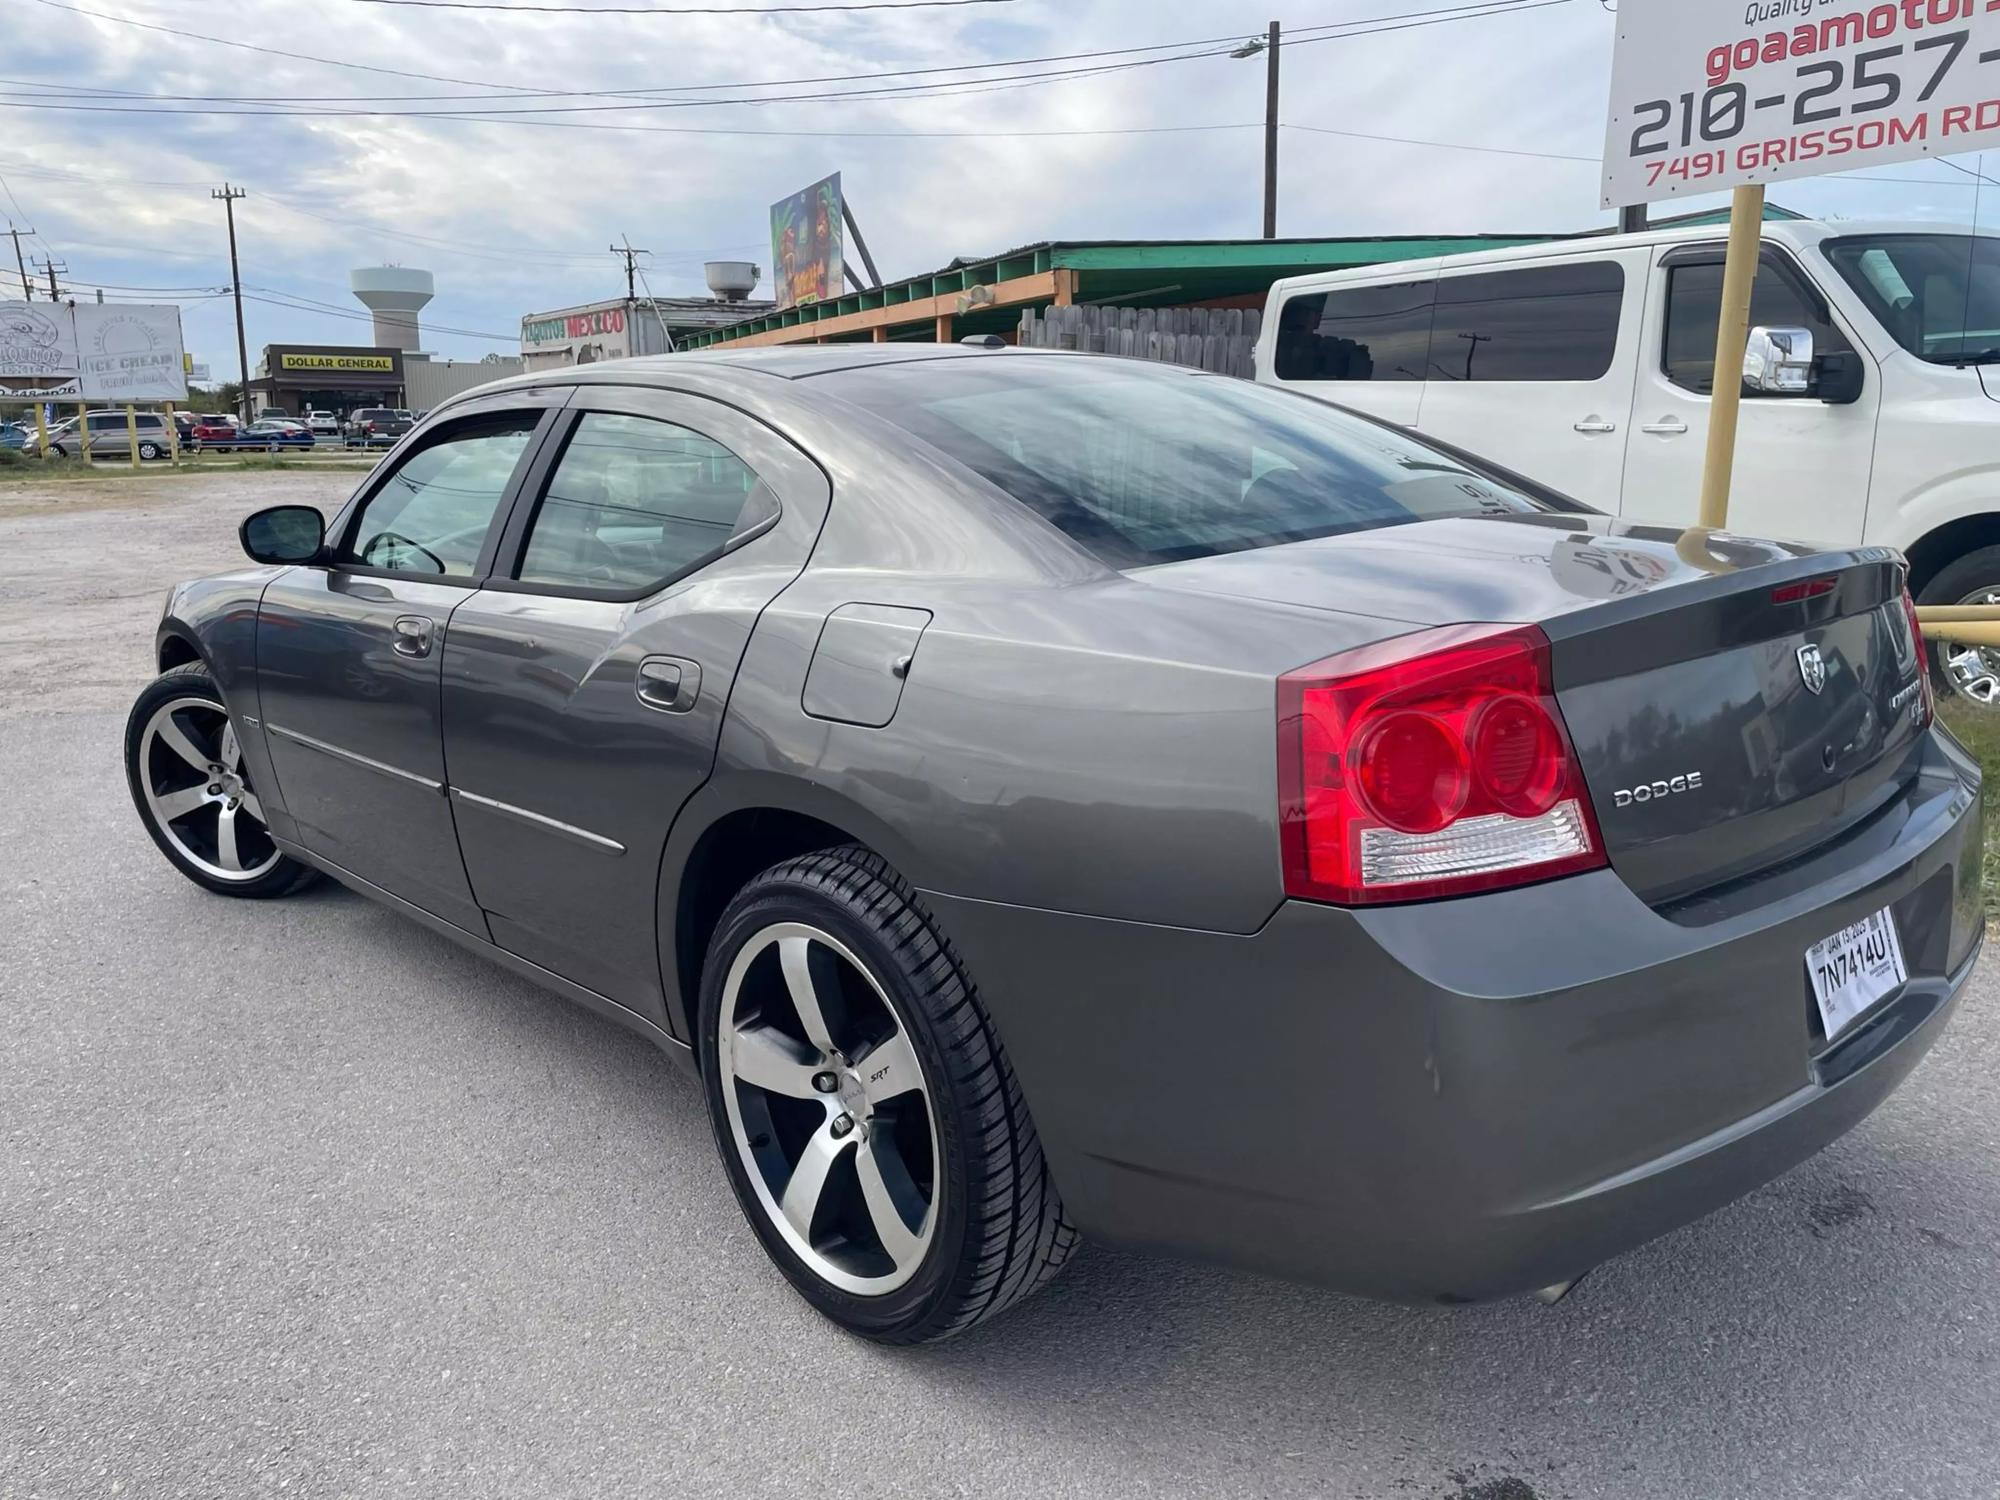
[1256,219,2000,699]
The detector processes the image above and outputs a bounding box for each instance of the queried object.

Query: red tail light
[1899,589,1934,728]
[1278,623,1607,905]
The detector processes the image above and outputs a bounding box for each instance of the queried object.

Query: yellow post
[1696,183,1766,531]
[124,403,140,469]
[163,400,181,467]
[31,399,48,458]
[75,402,87,464]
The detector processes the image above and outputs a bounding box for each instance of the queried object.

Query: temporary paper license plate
[1805,907,1907,1043]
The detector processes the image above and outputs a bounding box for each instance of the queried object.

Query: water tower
[704,261,761,302]
[350,266,434,352]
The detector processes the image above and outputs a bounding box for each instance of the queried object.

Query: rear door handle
[391,614,434,658]
[1572,418,1618,434]
[1641,418,1690,436]
[637,655,701,714]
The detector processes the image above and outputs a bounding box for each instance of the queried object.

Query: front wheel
[124,664,319,899]
[698,845,1076,1344]
[1919,547,2000,706]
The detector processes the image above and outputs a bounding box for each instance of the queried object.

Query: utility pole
[6,224,34,299]
[611,241,650,301]
[213,185,251,423]
[1263,20,1281,239]
[33,256,67,302]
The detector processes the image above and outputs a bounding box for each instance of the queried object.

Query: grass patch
[0,454,376,483]
[1938,697,2000,919]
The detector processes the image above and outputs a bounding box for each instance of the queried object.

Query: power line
[341,0,1019,10]
[31,0,1565,106]
[238,290,519,343]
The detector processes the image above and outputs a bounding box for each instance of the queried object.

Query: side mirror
[241,505,326,565]
[1813,349,1866,406]
[1743,325,1815,395]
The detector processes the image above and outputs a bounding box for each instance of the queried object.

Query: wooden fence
[1017,304,1264,378]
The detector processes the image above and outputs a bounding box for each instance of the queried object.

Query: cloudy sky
[6,0,1994,376]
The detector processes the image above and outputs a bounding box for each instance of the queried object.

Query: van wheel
[1920,548,2000,706]
[138,441,162,460]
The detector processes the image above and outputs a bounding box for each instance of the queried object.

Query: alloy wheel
[1941,588,2000,705]
[137,696,280,882]
[718,921,939,1295]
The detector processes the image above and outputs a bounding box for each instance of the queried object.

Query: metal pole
[7,226,32,299]
[839,199,883,289]
[1263,20,1281,240]
[214,186,251,425]
[1696,183,1765,530]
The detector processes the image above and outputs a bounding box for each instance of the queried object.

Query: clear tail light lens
[1899,589,1934,729]
[1278,623,1607,905]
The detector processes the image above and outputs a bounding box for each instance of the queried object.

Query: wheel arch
[156,629,204,673]
[658,774,935,1050]
[1904,511,2000,598]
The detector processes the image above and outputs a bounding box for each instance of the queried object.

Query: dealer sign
[1603,0,2000,207]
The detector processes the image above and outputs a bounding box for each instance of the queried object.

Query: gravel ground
[2,471,1998,1500]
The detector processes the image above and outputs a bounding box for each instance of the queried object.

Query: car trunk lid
[1136,514,1929,904]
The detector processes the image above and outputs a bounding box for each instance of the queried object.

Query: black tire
[698,845,1076,1344]
[124,663,320,900]
[138,441,162,461]
[1918,546,2000,704]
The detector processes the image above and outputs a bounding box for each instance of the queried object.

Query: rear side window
[1663,256,1853,394]
[1428,262,1625,382]
[820,357,1552,568]
[514,412,777,593]
[1272,280,1434,382]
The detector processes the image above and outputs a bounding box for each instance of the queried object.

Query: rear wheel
[124,664,319,899]
[698,845,1076,1343]
[138,441,162,460]
[1919,548,2000,706]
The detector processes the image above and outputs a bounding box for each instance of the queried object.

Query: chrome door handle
[391,614,434,658]
[636,655,701,714]
[1572,418,1618,434]
[1640,418,1690,436]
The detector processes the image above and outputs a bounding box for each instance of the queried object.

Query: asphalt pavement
[3,470,1998,1499]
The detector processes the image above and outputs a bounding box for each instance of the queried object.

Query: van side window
[1272,280,1435,382]
[1428,262,1625,382]
[1663,257,1853,395]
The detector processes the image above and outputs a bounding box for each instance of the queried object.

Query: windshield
[1824,234,2000,364]
[818,357,1557,568]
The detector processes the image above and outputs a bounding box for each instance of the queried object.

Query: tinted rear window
[818,357,1552,567]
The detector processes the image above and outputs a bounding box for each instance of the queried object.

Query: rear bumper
[925,731,1984,1303]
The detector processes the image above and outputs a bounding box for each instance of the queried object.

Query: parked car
[126,348,1981,1344]
[189,416,239,449]
[1256,218,2000,702]
[306,410,339,438]
[202,420,314,452]
[343,407,412,448]
[43,409,172,460]
[0,420,28,450]
[255,407,289,424]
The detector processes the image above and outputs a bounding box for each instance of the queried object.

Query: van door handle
[637,655,701,714]
[1572,418,1618,434]
[1641,418,1690,436]
[391,615,434,658]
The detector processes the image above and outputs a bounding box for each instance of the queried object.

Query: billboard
[74,303,188,401]
[0,301,81,399]
[1604,0,2000,208]
[519,301,633,366]
[769,172,843,311]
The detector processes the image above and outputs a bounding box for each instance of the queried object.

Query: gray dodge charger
[125,346,1984,1343]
